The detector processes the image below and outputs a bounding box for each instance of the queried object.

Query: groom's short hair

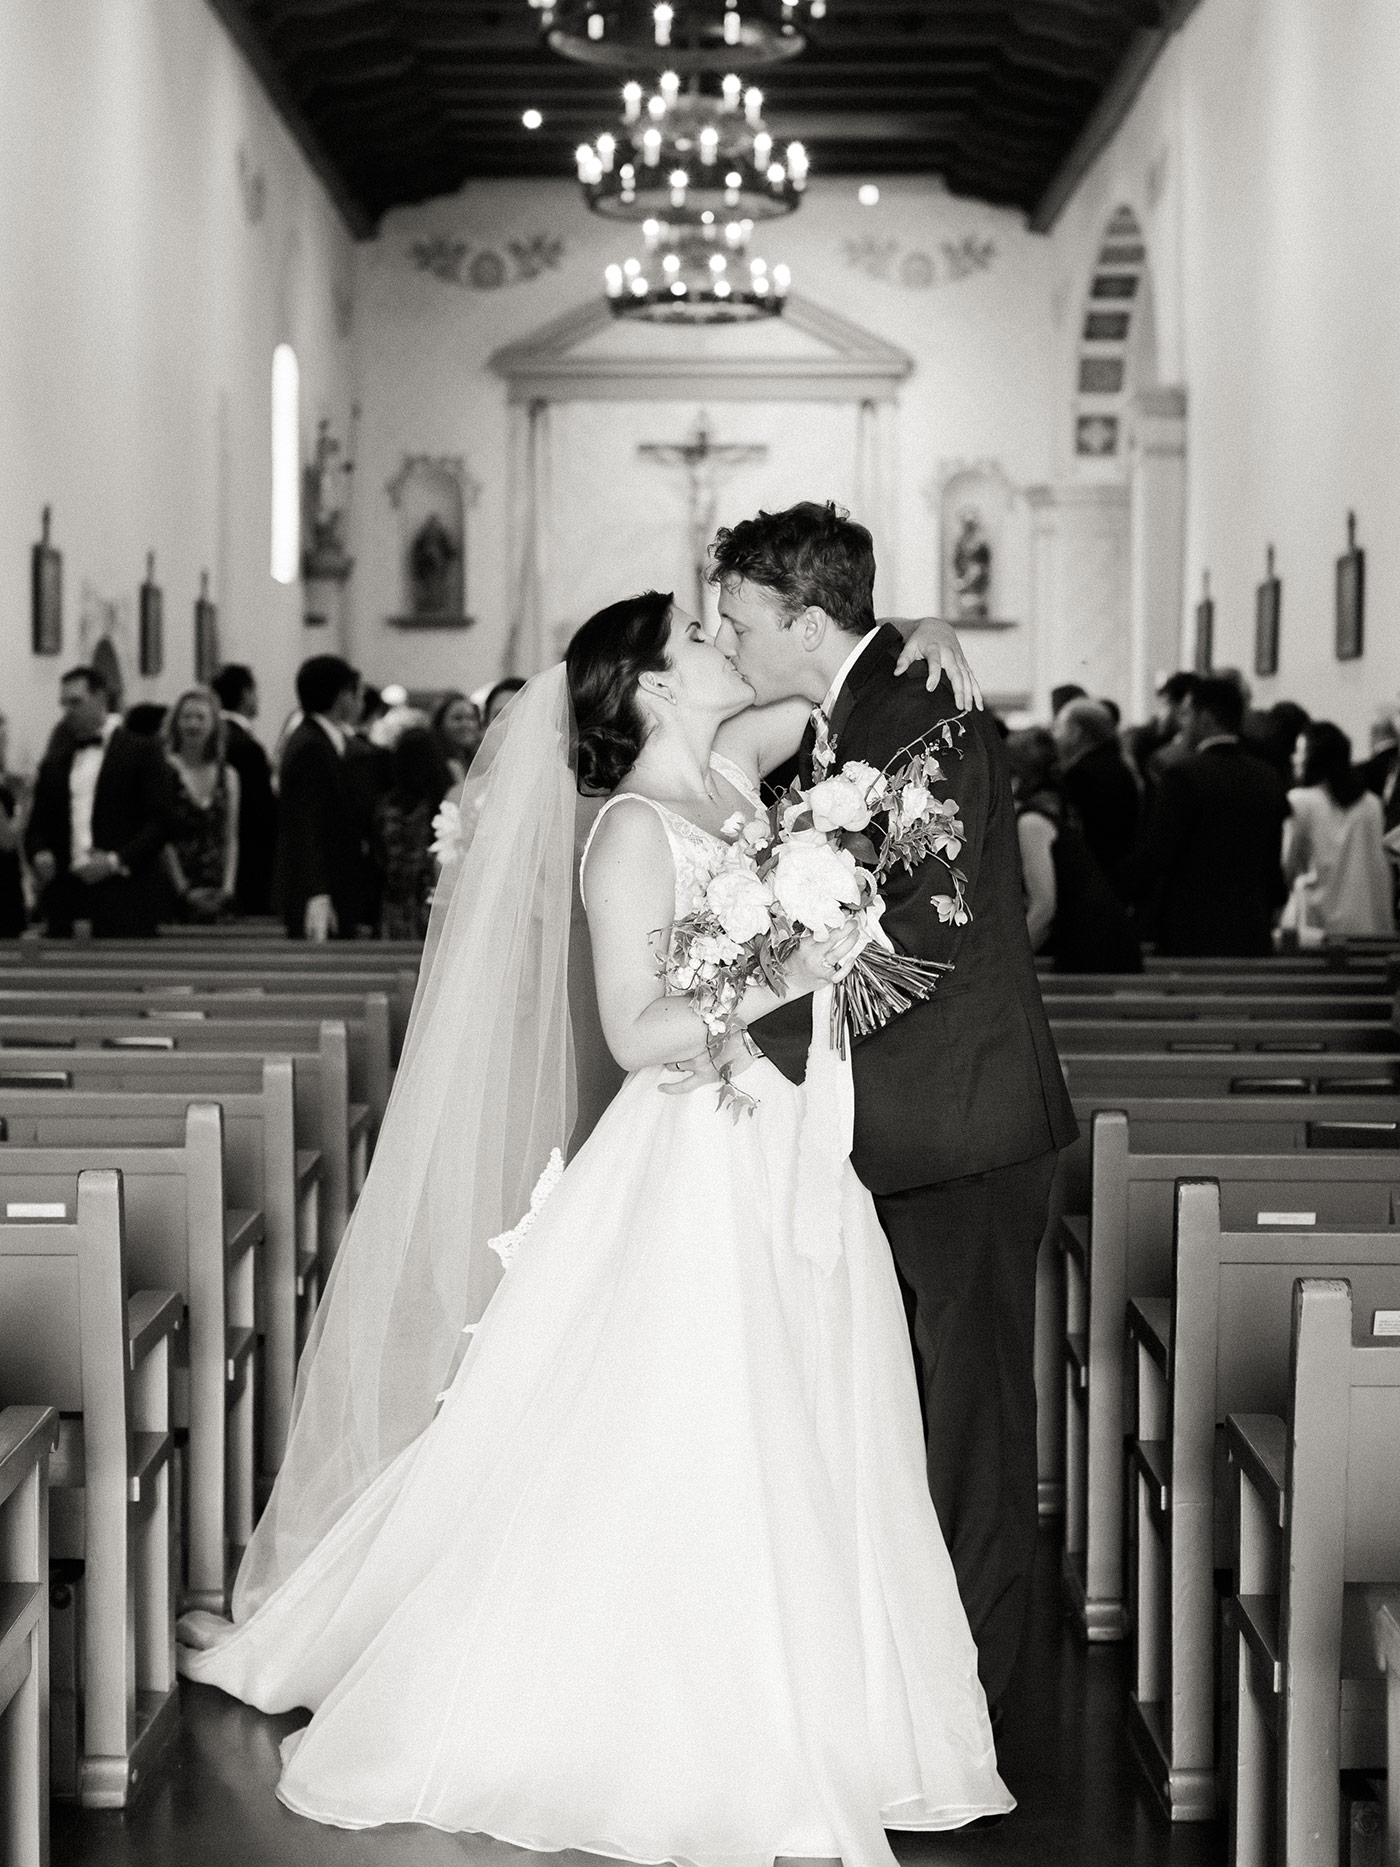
[709,501,876,635]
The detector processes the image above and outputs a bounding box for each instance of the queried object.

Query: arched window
[270,343,300,584]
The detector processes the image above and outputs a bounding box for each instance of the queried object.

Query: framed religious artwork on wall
[193,571,219,683]
[1254,544,1281,678]
[139,551,164,677]
[1336,511,1365,661]
[1193,570,1214,675]
[31,506,62,655]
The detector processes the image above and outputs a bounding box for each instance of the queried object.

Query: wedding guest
[1123,675,1288,956]
[482,677,526,728]
[431,690,482,784]
[1006,728,1140,973]
[1284,721,1395,939]
[1361,694,1400,836]
[0,713,29,936]
[1245,697,1311,784]
[162,687,239,922]
[374,726,452,939]
[273,655,364,941]
[1052,698,1139,891]
[212,663,278,915]
[123,702,168,739]
[25,665,176,936]
[344,687,393,935]
[1122,671,1196,791]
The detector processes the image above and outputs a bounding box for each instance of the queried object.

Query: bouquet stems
[831,949,953,1056]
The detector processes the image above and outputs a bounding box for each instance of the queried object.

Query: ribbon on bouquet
[791,982,856,1277]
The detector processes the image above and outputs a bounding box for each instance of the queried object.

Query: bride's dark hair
[567,590,674,794]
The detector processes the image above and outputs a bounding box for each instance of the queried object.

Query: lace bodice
[580,753,762,920]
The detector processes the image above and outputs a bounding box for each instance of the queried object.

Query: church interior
[6,3,1400,1866]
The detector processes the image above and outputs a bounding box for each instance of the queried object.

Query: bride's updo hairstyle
[567,590,674,795]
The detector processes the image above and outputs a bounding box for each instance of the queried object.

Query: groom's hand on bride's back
[888,617,984,713]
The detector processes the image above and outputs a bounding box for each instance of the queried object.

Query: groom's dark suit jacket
[750,626,1077,1195]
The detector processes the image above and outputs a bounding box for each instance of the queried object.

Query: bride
[179,592,1012,1862]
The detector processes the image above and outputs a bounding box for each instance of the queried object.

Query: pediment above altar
[489,294,913,404]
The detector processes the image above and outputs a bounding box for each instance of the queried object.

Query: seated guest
[1284,720,1395,939]
[211,663,277,915]
[482,677,527,729]
[24,665,176,937]
[374,727,452,940]
[273,655,364,942]
[0,712,28,936]
[1006,728,1141,974]
[1123,675,1289,957]
[1122,671,1196,792]
[430,690,481,784]
[1052,698,1139,892]
[162,687,239,922]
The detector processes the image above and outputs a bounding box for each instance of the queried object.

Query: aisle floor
[52,1524,1226,1867]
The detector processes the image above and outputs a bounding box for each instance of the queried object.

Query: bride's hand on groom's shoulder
[889,617,984,712]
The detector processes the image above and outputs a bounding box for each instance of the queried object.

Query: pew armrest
[1059,1212,1089,1271]
[224,1207,265,1267]
[295,1149,322,1196]
[348,1104,369,1148]
[1228,1412,1287,1529]
[1128,1296,1172,1376]
[127,1289,182,1370]
[1373,1592,1400,1676]
[0,1405,59,1508]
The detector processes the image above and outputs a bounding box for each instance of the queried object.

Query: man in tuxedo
[1122,675,1289,957]
[211,663,278,916]
[25,665,176,936]
[273,655,365,941]
[710,502,1077,1716]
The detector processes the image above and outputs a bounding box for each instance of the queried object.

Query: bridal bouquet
[664,718,971,1116]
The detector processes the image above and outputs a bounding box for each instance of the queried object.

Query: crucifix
[638,412,768,617]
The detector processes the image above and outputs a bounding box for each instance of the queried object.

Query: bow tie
[72,735,105,750]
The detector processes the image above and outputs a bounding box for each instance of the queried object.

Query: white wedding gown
[181,761,1012,1864]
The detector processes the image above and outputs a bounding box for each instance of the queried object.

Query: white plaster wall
[349,174,1058,701]
[0,0,354,770]
[1049,0,1400,744]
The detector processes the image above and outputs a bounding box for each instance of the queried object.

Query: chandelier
[606,219,789,320]
[529,0,825,72]
[575,75,806,223]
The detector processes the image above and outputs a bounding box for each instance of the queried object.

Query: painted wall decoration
[1073,205,1147,460]
[77,580,132,708]
[194,572,219,683]
[410,232,566,290]
[1193,570,1214,675]
[139,551,163,677]
[843,232,995,290]
[1336,511,1364,662]
[1254,544,1280,678]
[237,146,267,225]
[934,463,1019,627]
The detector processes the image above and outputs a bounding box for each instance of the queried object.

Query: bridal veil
[234,664,611,1617]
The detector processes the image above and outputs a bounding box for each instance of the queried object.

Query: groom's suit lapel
[827,624,903,749]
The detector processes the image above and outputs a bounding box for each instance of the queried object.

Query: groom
[711,501,1076,1717]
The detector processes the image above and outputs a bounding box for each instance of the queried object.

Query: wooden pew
[1126,1183,1400,1821]
[1050,991,1392,1023]
[0,989,391,1142]
[0,1020,361,1271]
[0,1406,58,1867]
[0,1061,320,1487]
[1053,1016,1399,1055]
[0,1109,261,1613]
[1060,1113,1400,1645]
[1372,1598,1400,1867]
[1061,1052,1400,1100]
[0,1173,181,1808]
[1227,1281,1400,1867]
[0,962,417,1061]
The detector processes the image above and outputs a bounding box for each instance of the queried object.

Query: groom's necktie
[797,708,824,788]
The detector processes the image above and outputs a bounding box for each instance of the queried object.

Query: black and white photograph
[2,7,1400,1867]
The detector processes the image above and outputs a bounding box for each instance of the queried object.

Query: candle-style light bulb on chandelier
[528,0,825,72]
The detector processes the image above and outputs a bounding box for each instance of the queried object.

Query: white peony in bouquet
[663,716,971,1115]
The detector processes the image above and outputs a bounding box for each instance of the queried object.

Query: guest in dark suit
[24,665,176,937]
[708,502,1077,1714]
[1123,675,1289,956]
[211,664,278,916]
[272,655,364,941]
[1052,697,1140,891]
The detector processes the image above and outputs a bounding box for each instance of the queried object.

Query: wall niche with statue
[386,455,481,629]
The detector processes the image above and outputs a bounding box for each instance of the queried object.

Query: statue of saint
[951,511,993,621]
[409,513,460,616]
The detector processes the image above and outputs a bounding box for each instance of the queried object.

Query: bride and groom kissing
[179,500,1077,1864]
